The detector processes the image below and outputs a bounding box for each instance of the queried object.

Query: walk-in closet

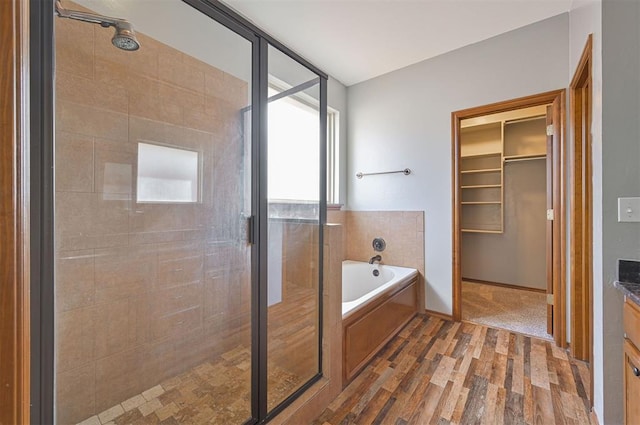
[459,105,552,339]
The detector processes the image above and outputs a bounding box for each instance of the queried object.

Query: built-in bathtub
[342,260,419,385]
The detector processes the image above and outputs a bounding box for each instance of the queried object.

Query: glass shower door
[53,1,255,423]
[266,45,323,412]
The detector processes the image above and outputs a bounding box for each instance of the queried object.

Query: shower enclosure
[30,1,327,424]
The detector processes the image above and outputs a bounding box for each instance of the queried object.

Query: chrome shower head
[112,21,140,51]
[55,0,140,51]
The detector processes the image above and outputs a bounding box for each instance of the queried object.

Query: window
[268,86,319,202]
[326,108,339,205]
[136,142,200,203]
[267,85,339,204]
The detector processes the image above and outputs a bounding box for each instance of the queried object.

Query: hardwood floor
[313,314,594,425]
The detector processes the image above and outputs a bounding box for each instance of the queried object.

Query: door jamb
[569,34,593,404]
[451,90,567,348]
[0,0,30,423]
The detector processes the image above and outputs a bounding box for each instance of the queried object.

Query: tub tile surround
[55,5,252,423]
[328,210,426,310]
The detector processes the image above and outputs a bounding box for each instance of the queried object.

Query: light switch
[618,197,640,222]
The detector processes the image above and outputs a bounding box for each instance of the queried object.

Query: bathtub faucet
[369,255,382,264]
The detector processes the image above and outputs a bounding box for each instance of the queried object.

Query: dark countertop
[614,280,640,306]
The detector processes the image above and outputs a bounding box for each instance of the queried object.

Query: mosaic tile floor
[461,281,552,340]
[76,287,317,425]
[77,345,306,425]
[77,346,251,425]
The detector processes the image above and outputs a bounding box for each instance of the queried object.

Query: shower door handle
[243,214,255,245]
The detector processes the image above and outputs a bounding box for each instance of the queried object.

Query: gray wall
[599,1,640,423]
[462,160,547,290]
[346,14,569,313]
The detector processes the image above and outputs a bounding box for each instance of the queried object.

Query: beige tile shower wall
[55,8,250,424]
[345,211,425,309]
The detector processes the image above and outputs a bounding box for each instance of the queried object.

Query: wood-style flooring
[313,314,594,425]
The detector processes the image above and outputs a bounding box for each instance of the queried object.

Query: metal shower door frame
[29,0,328,423]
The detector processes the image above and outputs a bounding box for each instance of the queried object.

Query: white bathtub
[342,260,418,317]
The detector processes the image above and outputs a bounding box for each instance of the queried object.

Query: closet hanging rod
[356,168,411,179]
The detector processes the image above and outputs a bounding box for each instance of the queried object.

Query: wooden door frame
[0,0,30,423]
[569,34,593,402]
[451,89,567,348]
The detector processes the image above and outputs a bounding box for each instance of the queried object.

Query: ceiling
[224,0,573,86]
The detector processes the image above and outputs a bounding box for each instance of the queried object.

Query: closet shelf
[461,152,501,159]
[461,201,501,205]
[460,168,501,174]
[461,184,501,189]
[503,153,546,162]
[460,109,547,236]
[462,228,503,234]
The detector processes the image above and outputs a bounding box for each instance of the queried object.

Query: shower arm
[55,0,125,28]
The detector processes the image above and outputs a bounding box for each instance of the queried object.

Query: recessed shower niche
[42,0,327,423]
[136,142,200,203]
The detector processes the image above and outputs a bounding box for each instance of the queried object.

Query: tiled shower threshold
[77,345,254,425]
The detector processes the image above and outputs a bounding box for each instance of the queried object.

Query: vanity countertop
[614,280,640,306]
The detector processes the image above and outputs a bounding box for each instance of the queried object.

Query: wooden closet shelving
[459,112,548,234]
[460,168,501,174]
[503,153,546,162]
[461,229,503,234]
[461,184,501,189]
[461,201,501,205]
[460,125,503,233]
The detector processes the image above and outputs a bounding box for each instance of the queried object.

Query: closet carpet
[461,281,552,340]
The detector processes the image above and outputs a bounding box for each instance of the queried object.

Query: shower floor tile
[80,346,253,425]
[461,280,552,340]
[84,346,309,425]
[78,287,317,425]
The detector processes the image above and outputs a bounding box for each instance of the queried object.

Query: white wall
[346,14,569,314]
